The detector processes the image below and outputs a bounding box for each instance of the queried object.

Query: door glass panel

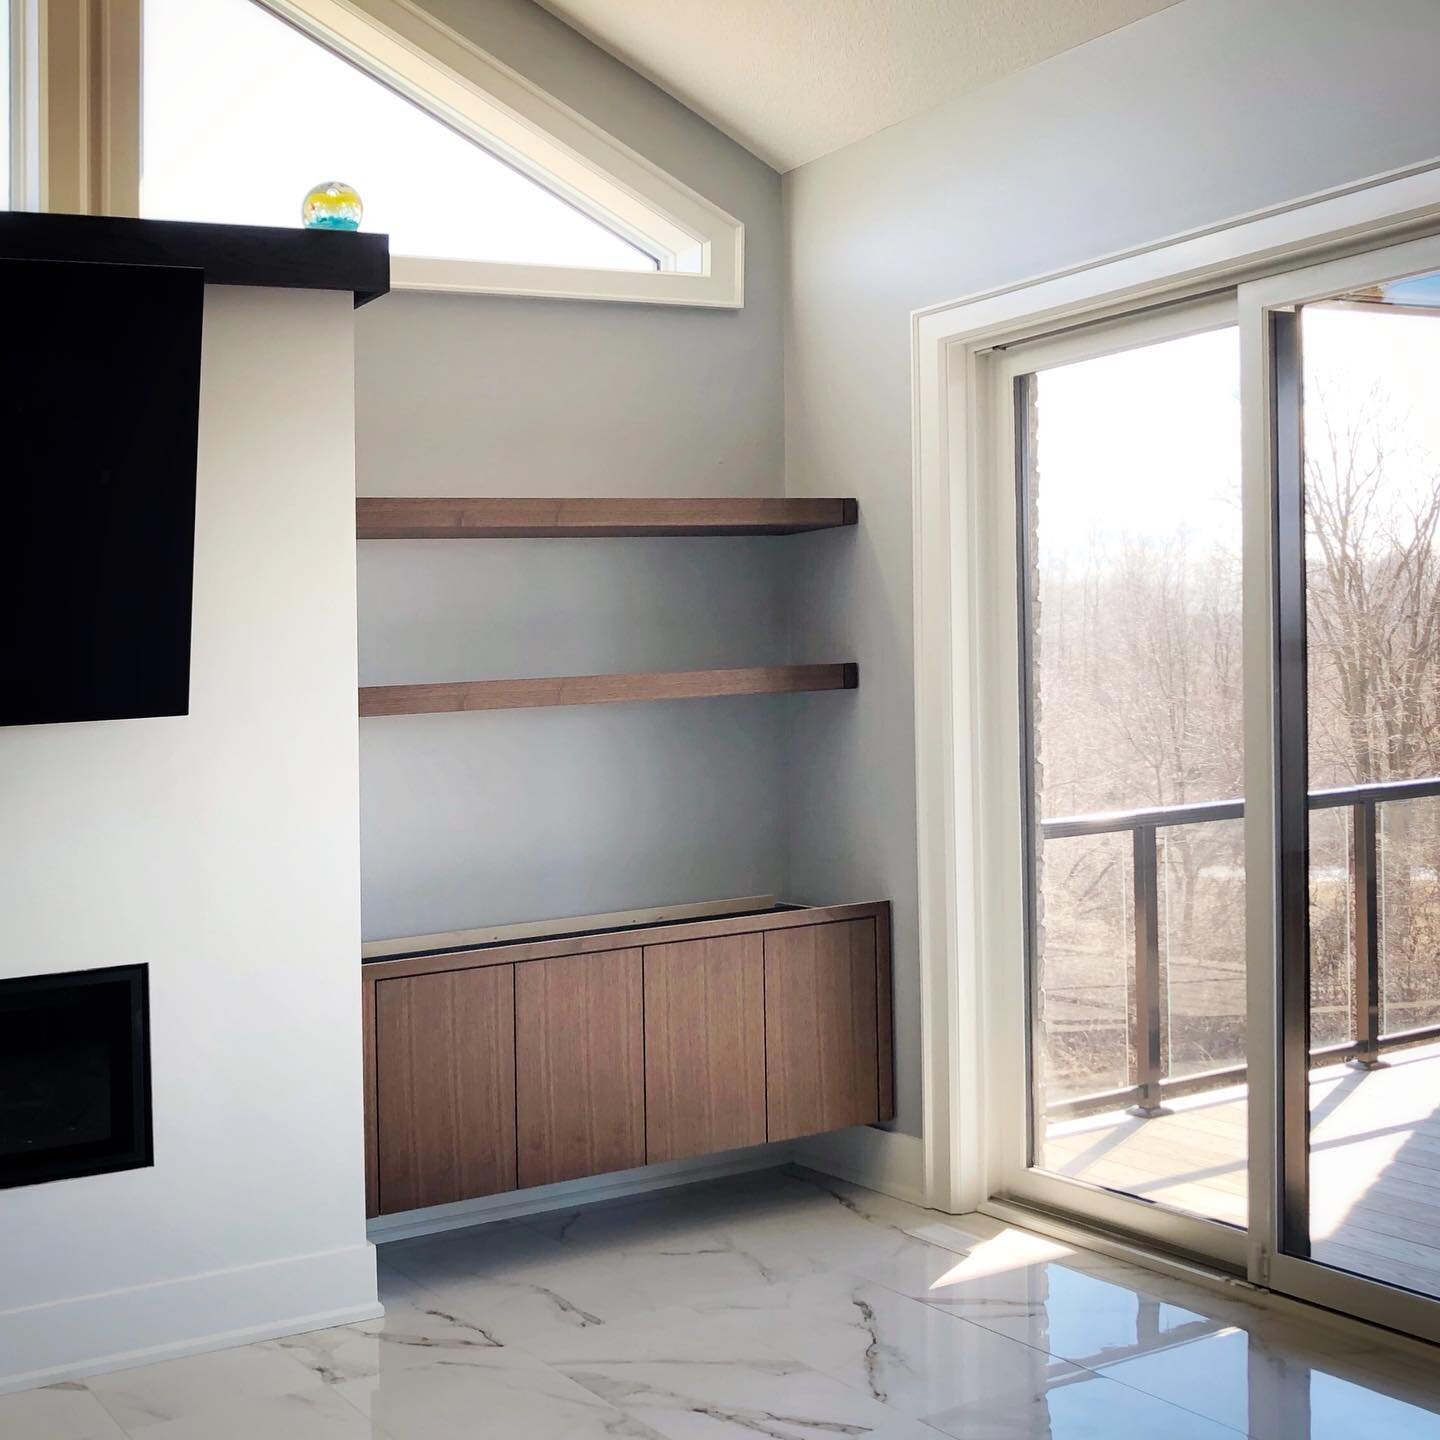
[1295,276,1440,1294]
[1018,324,1246,1226]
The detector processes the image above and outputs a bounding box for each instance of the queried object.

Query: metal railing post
[1351,799,1383,1069]
[1038,776,1440,1121]
[1129,825,1167,1116]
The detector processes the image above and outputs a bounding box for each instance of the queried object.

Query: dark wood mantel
[0,211,389,305]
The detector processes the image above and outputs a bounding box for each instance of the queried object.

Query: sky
[1031,298,1440,571]
[141,0,653,271]
[1033,325,1241,569]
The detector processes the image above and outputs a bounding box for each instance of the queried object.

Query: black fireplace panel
[0,965,152,1190]
[0,256,204,728]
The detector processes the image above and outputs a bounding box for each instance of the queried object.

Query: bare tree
[1035,361,1440,1096]
[1305,378,1440,786]
[1305,378,1440,1030]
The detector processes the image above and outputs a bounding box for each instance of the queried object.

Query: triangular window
[141,0,658,272]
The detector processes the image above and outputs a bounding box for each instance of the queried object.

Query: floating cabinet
[361,900,892,1217]
[643,934,767,1163]
[372,967,516,1214]
[764,920,882,1141]
[515,950,645,1188]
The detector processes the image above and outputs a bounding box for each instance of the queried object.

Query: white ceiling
[535,0,1180,172]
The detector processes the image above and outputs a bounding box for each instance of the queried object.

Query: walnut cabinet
[362,900,892,1217]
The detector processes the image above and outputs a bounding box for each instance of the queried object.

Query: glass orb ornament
[301,181,363,231]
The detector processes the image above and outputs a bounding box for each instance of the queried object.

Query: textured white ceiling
[535,0,1179,172]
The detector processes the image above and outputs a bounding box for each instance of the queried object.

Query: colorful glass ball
[301,181,363,231]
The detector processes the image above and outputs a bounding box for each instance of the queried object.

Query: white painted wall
[354,0,790,943]
[0,288,377,1391]
[783,0,1440,1137]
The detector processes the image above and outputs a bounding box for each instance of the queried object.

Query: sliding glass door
[987,299,1251,1269]
[985,231,1440,1334]
[1245,235,1440,1339]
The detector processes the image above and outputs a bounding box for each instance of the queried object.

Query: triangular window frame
[21,0,743,307]
[259,0,742,307]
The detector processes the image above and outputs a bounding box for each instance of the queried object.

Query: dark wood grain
[515,950,644,1187]
[362,976,379,1218]
[374,967,517,1214]
[360,664,858,716]
[361,900,889,982]
[763,919,880,1142]
[876,905,895,1123]
[643,935,766,1163]
[356,496,857,537]
[361,903,893,1213]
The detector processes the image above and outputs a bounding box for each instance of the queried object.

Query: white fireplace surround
[0,285,379,1393]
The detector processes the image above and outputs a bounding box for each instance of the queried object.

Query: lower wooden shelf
[359,663,858,717]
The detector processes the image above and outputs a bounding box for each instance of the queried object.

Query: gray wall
[355,0,786,941]
[357,538,797,937]
[783,0,1440,1135]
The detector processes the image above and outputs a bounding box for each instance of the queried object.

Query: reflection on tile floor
[7,1166,1440,1438]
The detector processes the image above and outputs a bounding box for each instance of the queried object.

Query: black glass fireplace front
[0,965,152,1190]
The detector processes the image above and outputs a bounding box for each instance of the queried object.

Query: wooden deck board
[1041,1043,1440,1295]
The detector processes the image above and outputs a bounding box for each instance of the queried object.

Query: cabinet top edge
[361,901,890,982]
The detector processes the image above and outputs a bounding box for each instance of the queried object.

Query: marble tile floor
[9,1166,1440,1439]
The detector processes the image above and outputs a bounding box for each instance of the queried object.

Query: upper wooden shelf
[356,496,858,539]
[360,663,858,717]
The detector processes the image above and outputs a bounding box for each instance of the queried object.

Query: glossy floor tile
[0,1381,129,1440]
[9,1165,1440,1439]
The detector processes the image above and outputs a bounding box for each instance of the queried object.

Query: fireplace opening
[0,964,152,1190]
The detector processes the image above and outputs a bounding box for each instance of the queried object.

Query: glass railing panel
[1379,793,1440,1036]
[1159,818,1246,1079]
[1308,804,1354,1051]
[1035,830,1135,1107]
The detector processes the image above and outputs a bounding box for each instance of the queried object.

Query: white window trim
[18,0,744,308]
[11,0,140,215]
[6,2,21,205]
[260,0,744,307]
[910,155,1440,1221]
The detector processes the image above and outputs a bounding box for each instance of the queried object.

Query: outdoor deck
[1043,1040,1440,1296]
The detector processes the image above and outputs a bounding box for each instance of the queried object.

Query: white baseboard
[0,1243,380,1396]
[793,1125,927,1206]
[368,1142,798,1242]
[0,1135,922,1397]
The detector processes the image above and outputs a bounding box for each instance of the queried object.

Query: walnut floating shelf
[359,664,858,717]
[356,496,857,539]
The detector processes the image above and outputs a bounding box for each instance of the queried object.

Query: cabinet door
[764,920,880,1141]
[516,950,644,1187]
[644,934,766,1163]
[374,966,517,1214]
